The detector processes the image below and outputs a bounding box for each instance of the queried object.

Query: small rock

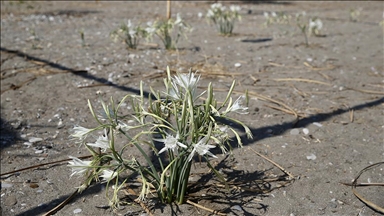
[234,63,242,68]
[73,208,82,214]
[313,122,322,127]
[306,153,317,160]
[4,195,17,206]
[303,128,309,135]
[35,150,44,154]
[29,137,43,143]
[328,201,337,208]
[231,205,243,212]
[57,119,64,129]
[1,183,13,188]
[23,142,32,147]
[290,128,300,135]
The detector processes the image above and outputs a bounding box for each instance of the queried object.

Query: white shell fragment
[29,137,43,143]
[73,208,82,214]
[306,153,317,160]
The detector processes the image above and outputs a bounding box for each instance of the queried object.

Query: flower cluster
[147,13,192,50]
[308,17,323,36]
[263,11,291,26]
[110,19,151,49]
[206,3,241,35]
[68,66,252,207]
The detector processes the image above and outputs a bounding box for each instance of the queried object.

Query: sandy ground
[1,1,383,216]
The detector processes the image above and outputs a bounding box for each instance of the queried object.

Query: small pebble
[23,142,32,147]
[73,208,82,214]
[306,153,317,160]
[313,122,322,127]
[290,128,300,135]
[1,183,13,188]
[35,150,44,154]
[302,128,309,135]
[4,195,17,206]
[29,137,43,143]
[234,63,242,68]
[231,205,243,212]
[328,201,337,208]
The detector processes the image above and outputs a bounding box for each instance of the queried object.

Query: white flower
[309,18,323,30]
[225,95,249,114]
[173,72,199,90]
[211,3,223,10]
[145,26,156,35]
[129,29,137,37]
[207,9,214,18]
[127,19,132,28]
[169,71,203,101]
[71,126,92,141]
[68,156,92,177]
[154,133,187,154]
[230,5,241,12]
[175,13,182,25]
[188,136,217,162]
[87,130,109,152]
[100,169,117,181]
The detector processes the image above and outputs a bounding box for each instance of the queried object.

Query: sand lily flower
[71,126,92,141]
[169,71,204,101]
[175,13,182,26]
[100,169,118,181]
[308,18,323,35]
[154,133,187,154]
[230,5,241,12]
[225,95,249,114]
[87,130,109,152]
[68,156,92,177]
[188,136,217,162]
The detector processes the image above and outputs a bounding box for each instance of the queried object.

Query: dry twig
[349,162,384,214]
[186,199,226,216]
[1,155,93,177]
[273,78,331,86]
[248,147,294,179]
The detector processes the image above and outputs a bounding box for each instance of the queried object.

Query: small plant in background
[308,17,323,37]
[296,12,309,46]
[206,3,241,36]
[146,13,191,50]
[295,12,324,46]
[79,29,86,47]
[67,67,252,207]
[349,8,361,22]
[263,11,291,27]
[110,20,149,49]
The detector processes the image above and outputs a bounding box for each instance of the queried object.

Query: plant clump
[68,67,253,207]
